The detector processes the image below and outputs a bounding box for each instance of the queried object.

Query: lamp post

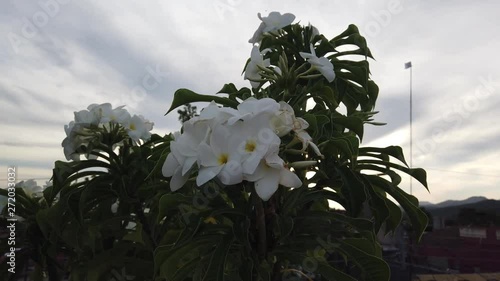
[405,61,413,195]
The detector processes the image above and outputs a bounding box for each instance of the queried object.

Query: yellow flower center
[130,123,136,130]
[218,153,229,165]
[245,140,257,152]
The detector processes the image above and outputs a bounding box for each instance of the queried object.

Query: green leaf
[166,88,239,114]
[157,193,192,222]
[317,262,357,281]
[384,197,403,234]
[336,166,367,217]
[296,210,374,233]
[217,83,238,94]
[321,134,359,160]
[202,235,233,281]
[276,215,294,243]
[367,176,428,241]
[123,222,144,245]
[338,238,390,281]
[359,146,408,166]
[332,116,364,140]
[358,159,428,190]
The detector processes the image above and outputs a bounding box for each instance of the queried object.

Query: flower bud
[288,160,318,169]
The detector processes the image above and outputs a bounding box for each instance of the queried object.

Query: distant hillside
[427,199,500,219]
[422,196,488,209]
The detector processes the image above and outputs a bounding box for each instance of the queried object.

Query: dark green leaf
[166,88,239,114]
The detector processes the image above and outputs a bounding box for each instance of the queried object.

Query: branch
[253,189,267,259]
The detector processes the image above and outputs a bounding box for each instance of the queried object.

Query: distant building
[415,226,500,273]
[414,272,500,281]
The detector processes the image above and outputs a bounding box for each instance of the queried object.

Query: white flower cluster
[15,179,49,198]
[62,103,154,161]
[0,180,52,214]
[248,12,296,44]
[162,98,322,201]
[245,12,335,88]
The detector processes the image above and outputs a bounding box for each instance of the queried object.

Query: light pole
[405,61,413,195]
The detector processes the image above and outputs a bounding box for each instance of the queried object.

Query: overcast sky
[1,0,499,203]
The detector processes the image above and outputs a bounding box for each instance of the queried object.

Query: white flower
[74,109,99,126]
[270,101,296,137]
[270,102,323,157]
[227,97,280,125]
[244,46,271,88]
[163,98,318,194]
[244,144,301,201]
[88,103,111,122]
[232,114,281,175]
[197,125,243,186]
[102,105,131,124]
[62,121,78,161]
[249,12,296,43]
[162,137,191,192]
[300,44,336,82]
[162,121,210,191]
[140,115,154,132]
[62,121,91,161]
[295,129,323,157]
[87,103,132,125]
[292,117,323,157]
[196,101,238,128]
[16,179,44,198]
[124,114,153,142]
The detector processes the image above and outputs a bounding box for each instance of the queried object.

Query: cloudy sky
[0,0,499,203]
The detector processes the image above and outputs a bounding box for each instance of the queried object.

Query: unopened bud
[288,160,318,169]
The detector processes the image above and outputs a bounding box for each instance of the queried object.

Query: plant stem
[135,204,157,248]
[253,190,267,259]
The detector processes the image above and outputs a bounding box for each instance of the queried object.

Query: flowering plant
[154,11,428,281]
[1,12,428,281]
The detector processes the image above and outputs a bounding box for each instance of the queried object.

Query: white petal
[265,152,284,170]
[244,161,266,182]
[279,168,302,188]
[280,13,296,26]
[182,156,197,176]
[250,80,261,88]
[170,166,190,192]
[170,141,185,163]
[250,46,261,62]
[249,22,265,43]
[242,152,264,175]
[219,160,243,185]
[279,101,294,114]
[162,153,179,177]
[197,166,223,186]
[309,43,316,56]
[319,66,336,82]
[262,58,271,68]
[308,141,323,157]
[176,139,197,158]
[197,143,218,167]
[295,118,309,130]
[274,66,282,75]
[299,52,315,61]
[255,170,280,201]
[210,126,230,155]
